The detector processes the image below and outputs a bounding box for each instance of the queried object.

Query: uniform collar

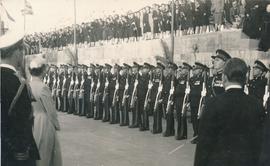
[0,64,17,72]
[225,84,242,91]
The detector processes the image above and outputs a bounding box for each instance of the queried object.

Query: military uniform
[163,62,177,137]
[174,63,192,140]
[67,72,75,114]
[87,65,97,118]
[120,64,131,126]
[151,63,165,134]
[138,63,150,131]
[208,72,224,97]
[110,64,121,124]
[249,76,267,102]
[94,65,104,120]
[248,60,268,103]
[208,49,232,97]
[102,64,112,122]
[85,65,95,118]
[189,62,205,140]
[61,65,69,112]
[129,62,140,128]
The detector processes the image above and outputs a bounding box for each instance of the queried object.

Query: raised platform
[32,29,269,66]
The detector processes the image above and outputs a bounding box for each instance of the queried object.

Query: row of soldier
[43,49,269,142]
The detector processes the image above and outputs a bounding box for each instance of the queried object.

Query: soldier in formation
[43,49,269,143]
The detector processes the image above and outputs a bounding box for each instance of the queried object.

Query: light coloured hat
[29,56,46,69]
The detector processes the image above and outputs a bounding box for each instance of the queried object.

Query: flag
[21,0,33,15]
[0,2,15,22]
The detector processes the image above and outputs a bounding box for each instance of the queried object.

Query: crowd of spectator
[25,0,270,54]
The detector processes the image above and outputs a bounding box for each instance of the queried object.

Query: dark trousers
[110,102,120,124]
[68,97,74,114]
[120,101,129,126]
[163,110,175,137]
[79,98,85,116]
[63,95,68,112]
[102,97,110,122]
[151,103,163,134]
[4,160,36,166]
[129,100,139,128]
[174,97,187,140]
[59,96,64,112]
[94,96,103,120]
[191,106,199,137]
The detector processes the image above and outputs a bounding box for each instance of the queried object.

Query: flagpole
[24,14,26,33]
[170,0,175,62]
[73,0,78,65]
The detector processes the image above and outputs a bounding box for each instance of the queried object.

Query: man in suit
[1,27,40,165]
[194,58,264,166]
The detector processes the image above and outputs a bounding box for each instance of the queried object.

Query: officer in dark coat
[79,65,88,116]
[151,62,165,134]
[138,63,151,131]
[194,58,264,166]
[120,63,131,126]
[208,49,231,97]
[189,62,205,143]
[67,66,76,114]
[94,64,104,120]
[110,64,121,124]
[248,60,268,103]
[163,62,177,137]
[174,62,192,140]
[102,63,112,122]
[129,62,141,128]
[1,30,40,165]
[86,64,96,118]
[61,64,69,112]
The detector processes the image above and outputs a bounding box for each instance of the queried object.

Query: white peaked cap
[0,20,24,50]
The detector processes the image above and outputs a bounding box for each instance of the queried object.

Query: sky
[2,0,168,34]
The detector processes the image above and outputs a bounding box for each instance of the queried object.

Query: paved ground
[57,112,196,166]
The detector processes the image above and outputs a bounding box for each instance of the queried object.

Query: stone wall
[29,30,270,67]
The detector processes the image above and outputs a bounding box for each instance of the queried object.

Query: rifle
[94,72,101,103]
[67,74,74,99]
[51,75,57,97]
[165,75,175,115]
[179,70,191,138]
[56,75,61,98]
[112,72,120,107]
[43,74,48,85]
[102,73,110,104]
[154,73,163,112]
[244,66,250,95]
[122,73,130,106]
[263,67,270,110]
[197,69,208,119]
[61,74,67,97]
[73,75,79,99]
[130,72,139,109]
[89,74,96,103]
[79,75,85,99]
[144,71,154,110]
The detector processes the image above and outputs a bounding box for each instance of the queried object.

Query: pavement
[57,112,196,166]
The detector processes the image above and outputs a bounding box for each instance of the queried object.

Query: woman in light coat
[29,56,62,166]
